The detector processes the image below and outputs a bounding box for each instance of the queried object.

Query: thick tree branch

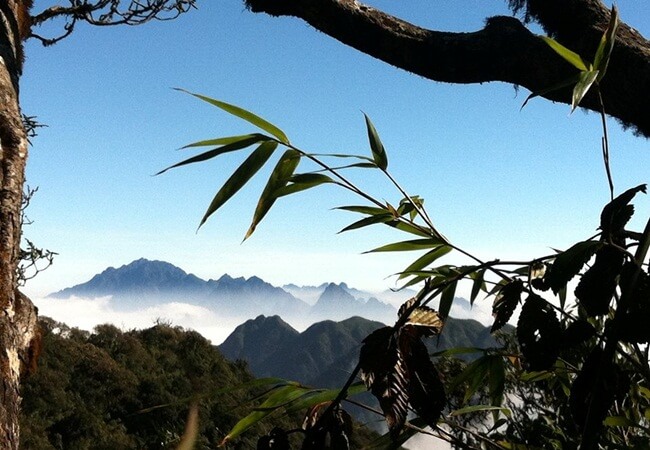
[245,0,650,137]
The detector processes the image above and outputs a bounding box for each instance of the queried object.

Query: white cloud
[33,296,243,345]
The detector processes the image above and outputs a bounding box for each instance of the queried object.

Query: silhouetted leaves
[547,241,602,295]
[600,184,646,243]
[618,262,650,343]
[491,279,523,333]
[575,246,624,317]
[301,403,352,450]
[561,319,596,349]
[570,347,619,446]
[517,294,562,371]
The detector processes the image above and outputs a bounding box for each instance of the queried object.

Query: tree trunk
[0,1,39,449]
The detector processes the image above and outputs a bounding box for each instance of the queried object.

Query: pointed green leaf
[309,152,375,162]
[398,246,452,280]
[438,280,457,320]
[336,205,390,216]
[274,173,335,197]
[389,221,432,238]
[431,347,484,357]
[245,149,301,240]
[180,133,267,149]
[315,162,377,172]
[594,5,619,81]
[470,269,486,306]
[571,70,599,112]
[176,89,290,144]
[284,382,366,413]
[540,36,589,71]
[199,141,278,228]
[365,238,445,253]
[156,135,267,175]
[521,73,582,109]
[603,416,639,428]
[220,384,310,445]
[488,356,505,407]
[363,113,388,170]
[339,213,394,233]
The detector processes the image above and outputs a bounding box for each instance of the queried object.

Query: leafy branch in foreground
[159,11,650,447]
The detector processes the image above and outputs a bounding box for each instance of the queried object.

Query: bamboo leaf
[245,149,301,240]
[274,173,336,197]
[450,405,512,417]
[540,36,589,71]
[336,205,389,216]
[571,70,599,112]
[156,135,267,175]
[594,5,619,81]
[438,280,457,320]
[470,269,486,306]
[363,113,388,170]
[284,383,366,413]
[398,246,452,280]
[176,89,290,144]
[339,213,394,233]
[180,133,266,149]
[521,73,582,109]
[364,238,445,253]
[199,141,278,228]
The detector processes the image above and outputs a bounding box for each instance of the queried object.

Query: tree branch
[245,0,650,137]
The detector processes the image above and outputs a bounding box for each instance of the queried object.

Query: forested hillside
[19,318,379,449]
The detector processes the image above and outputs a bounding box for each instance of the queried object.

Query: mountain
[49,259,400,324]
[48,259,310,319]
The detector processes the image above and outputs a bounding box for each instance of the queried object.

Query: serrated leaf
[517,294,562,371]
[404,307,444,336]
[176,89,290,144]
[540,36,589,71]
[547,240,602,294]
[594,5,619,81]
[365,238,445,253]
[364,113,388,170]
[199,141,278,228]
[156,135,267,175]
[571,70,599,112]
[398,246,452,280]
[491,279,523,333]
[438,281,457,320]
[245,149,301,240]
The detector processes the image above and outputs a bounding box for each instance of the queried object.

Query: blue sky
[21,0,650,299]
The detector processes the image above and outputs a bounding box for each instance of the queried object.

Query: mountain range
[47,258,405,324]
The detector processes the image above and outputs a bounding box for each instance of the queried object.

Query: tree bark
[245,0,650,137]
[0,1,39,449]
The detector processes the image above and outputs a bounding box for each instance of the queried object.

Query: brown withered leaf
[405,306,444,337]
[575,246,624,317]
[517,294,562,371]
[358,326,409,437]
[399,326,446,428]
[491,279,523,333]
[301,404,352,450]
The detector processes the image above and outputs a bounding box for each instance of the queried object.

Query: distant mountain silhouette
[47,259,401,323]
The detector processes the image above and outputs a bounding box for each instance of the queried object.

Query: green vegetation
[159,7,650,449]
[19,317,380,449]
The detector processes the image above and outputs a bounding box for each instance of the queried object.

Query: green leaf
[364,113,388,170]
[221,384,310,445]
[470,269,486,306]
[336,205,390,216]
[548,240,602,294]
[571,70,599,112]
[431,347,484,357]
[156,135,267,175]
[389,221,432,238]
[274,173,335,197]
[521,73,582,109]
[438,280,457,320]
[180,133,267,149]
[398,246,452,280]
[594,5,619,81]
[284,382,367,413]
[540,36,589,71]
[245,149,301,240]
[448,356,492,403]
[176,89,290,144]
[450,405,512,418]
[199,141,278,228]
[488,356,506,407]
[365,238,445,253]
[603,415,639,428]
[339,213,394,233]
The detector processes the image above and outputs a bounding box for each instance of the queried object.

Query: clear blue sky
[21,0,650,298]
